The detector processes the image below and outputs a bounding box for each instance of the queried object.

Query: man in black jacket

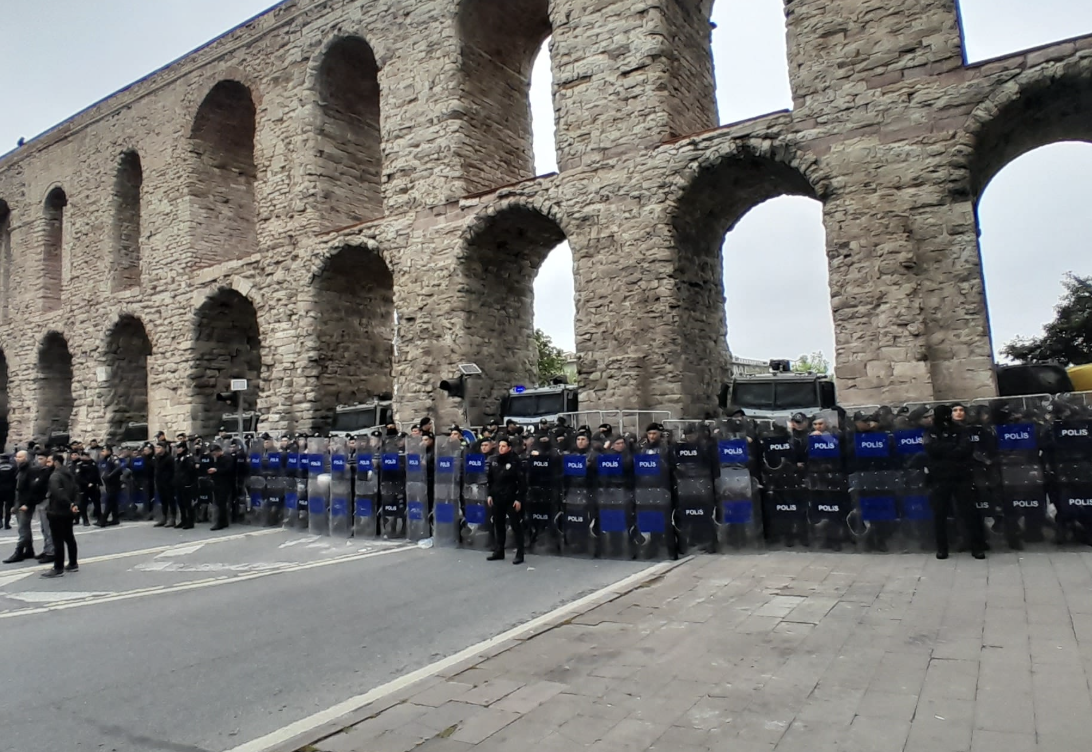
[153,442,176,527]
[0,452,16,530]
[3,451,35,562]
[42,453,79,578]
[75,449,102,526]
[174,442,198,530]
[487,437,527,564]
[924,404,985,560]
[98,446,124,527]
[209,444,233,531]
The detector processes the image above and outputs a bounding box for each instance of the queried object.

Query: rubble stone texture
[0,0,1088,439]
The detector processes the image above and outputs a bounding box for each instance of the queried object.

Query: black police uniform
[487,449,527,562]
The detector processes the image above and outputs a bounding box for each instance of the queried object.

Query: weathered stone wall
[0,0,1089,440]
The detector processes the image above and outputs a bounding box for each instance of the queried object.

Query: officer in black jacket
[0,452,17,530]
[99,446,124,527]
[209,444,234,530]
[487,437,527,564]
[925,405,984,560]
[75,449,102,526]
[173,442,198,530]
[153,442,176,527]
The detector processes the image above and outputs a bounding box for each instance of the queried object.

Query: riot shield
[379,436,407,539]
[989,398,1051,548]
[263,440,287,528]
[964,405,1005,551]
[329,436,352,538]
[195,446,215,524]
[246,438,267,527]
[404,436,430,542]
[805,411,850,551]
[595,450,632,559]
[282,441,302,530]
[846,416,898,552]
[667,421,718,555]
[1049,394,1092,544]
[633,443,675,560]
[892,418,933,551]
[561,450,596,557]
[461,450,492,549]
[126,450,147,521]
[354,439,380,539]
[759,419,808,548]
[432,437,462,547]
[713,419,762,550]
[524,439,561,556]
[306,437,330,536]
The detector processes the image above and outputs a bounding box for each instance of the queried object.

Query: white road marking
[223,560,679,752]
[155,543,206,558]
[0,571,34,588]
[79,528,282,565]
[8,591,112,603]
[0,543,415,620]
[133,561,294,573]
[278,538,309,549]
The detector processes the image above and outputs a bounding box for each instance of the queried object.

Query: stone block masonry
[0,0,1089,440]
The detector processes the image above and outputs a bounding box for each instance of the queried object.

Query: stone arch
[112,150,143,291]
[0,199,10,323]
[312,35,384,229]
[189,80,258,267]
[459,200,570,417]
[104,314,152,443]
[36,331,73,438]
[310,243,395,431]
[191,288,262,437]
[669,143,826,405]
[456,0,553,191]
[960,58,1092,202]
[43,186,67,313]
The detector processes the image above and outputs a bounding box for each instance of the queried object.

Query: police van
[501,384,579,428]
[718,360,837,420]
[218,412,261,437]
[329,399,394,437]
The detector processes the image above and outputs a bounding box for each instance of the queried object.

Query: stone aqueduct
[0,0,1089,441]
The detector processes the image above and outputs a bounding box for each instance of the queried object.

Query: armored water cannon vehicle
[718,359,837,420]
[329,398,394,438]
[500,380,579,428]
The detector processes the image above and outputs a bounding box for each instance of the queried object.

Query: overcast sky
[3,1,1092,365]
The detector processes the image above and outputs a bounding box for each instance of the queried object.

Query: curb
[241,556,693,752]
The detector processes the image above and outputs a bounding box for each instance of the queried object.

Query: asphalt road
[0,521,648,752]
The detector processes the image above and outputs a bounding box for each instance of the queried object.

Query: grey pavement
[0,522,647,752]
[299,551,1092,752]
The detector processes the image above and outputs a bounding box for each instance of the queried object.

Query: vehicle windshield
[997,365,1073,397]
[732,381,819,411]
[332,409,378,433]
[220,413,260,433]
[506,393,566,418]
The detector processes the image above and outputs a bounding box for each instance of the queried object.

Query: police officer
[925,405,984,560]
[153,441,176,527]
[0,452,15,530]
[173,441,198,530]
[75,449,102,526]
[98,446,124,527]
[209,443,233,530]
[486,437,526,564]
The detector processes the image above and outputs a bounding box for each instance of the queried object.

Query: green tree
[535,329,568,386]
[1003,274,1092,366]
[792,351,830,375]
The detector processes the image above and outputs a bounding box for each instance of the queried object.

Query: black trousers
[157,485,176,518]
[175,486,194,527]
[213,487,230,527]
[1,496,12,528]
[79,487,101,524]
[102,490,120,524]
[48,514,78,571]
[491,497,524,555]
[931,480,984,556]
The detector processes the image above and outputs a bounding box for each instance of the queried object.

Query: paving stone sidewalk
[300,552,1092,752]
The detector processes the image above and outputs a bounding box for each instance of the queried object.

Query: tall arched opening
[189,80,257,267]
[966,66,1092,364]
[36,331,74,438]
[105,315,152,443]
[461,205,569,419]
[112,150,143,291]
[311,245,395,431]
[43,187,67,313]
[672,151,827,413]
[0,199,10,324]
[313,36,383,228]
[456,0,552,191]
[192,289,262,436]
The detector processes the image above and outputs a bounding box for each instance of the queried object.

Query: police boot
[166,514,177,528]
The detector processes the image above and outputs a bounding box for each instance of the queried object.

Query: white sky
[2,0,1092,363]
